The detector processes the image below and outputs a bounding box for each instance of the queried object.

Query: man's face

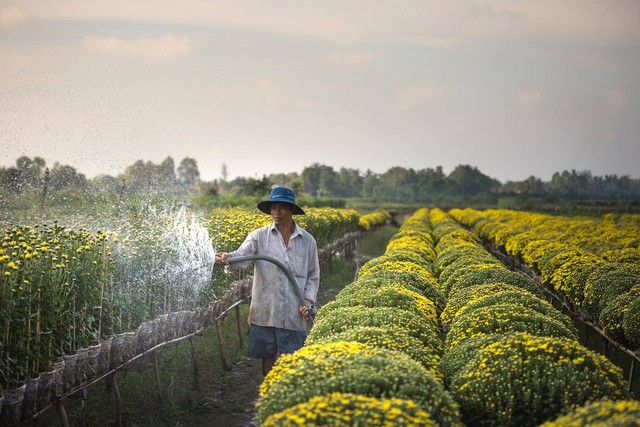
[270,203,294,226]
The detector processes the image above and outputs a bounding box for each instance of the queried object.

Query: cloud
[327,48,374,67]
[395,84,446,111]
[0,6,27,27]
[513,90,544,108]
[81,34,191,60]
[606,89,627,110]
[16,1,640,48]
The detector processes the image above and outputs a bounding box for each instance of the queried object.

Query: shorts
[247,324,307,359]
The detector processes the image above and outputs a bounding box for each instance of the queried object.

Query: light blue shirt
[226,221,319,331]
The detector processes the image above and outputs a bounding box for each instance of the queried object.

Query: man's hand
[299,299,317,320]
[214,252,229,265]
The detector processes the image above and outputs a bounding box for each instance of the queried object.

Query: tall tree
[177,157,200,188]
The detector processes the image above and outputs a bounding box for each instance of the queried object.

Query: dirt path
[178,356,262,426]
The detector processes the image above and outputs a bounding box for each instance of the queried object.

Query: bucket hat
[257,187,305,215]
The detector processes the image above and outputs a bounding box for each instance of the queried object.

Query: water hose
[226,254,314,324]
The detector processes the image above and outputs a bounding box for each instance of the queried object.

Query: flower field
[256,207,638,426]
[0,206,366,394]
[450,208,640,351]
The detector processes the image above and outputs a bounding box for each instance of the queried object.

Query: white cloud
[327,48,374,67]
[395,84,446,111]
[606,89,627,110]
[513,90,543,108]
[0,6,27,27]
[81,34,191,60]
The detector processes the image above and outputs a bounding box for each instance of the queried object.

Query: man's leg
[262,357,277,377]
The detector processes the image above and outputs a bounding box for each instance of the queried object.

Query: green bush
[444,304,578,350]
[256,342,462,426]
[538,398,640,427]
[449,333,629,427]
[262,392,439,426]
[439,258,503,293]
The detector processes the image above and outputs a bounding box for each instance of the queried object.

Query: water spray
[224,254,315,325]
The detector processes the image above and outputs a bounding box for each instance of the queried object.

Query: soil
[177,356,262,426]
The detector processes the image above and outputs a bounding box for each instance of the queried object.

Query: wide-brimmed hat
[257,187,305,215]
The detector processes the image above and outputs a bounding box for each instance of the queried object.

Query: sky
[1,1,639,183]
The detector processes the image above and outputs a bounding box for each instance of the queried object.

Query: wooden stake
[188,337,199,390]
[153,351,163,402]
[235,305,244,348]
[55,400,69,427]
[214,319,231,371]
[107,372,122,427]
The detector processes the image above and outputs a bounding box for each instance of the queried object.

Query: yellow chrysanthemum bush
[305,325,442,378]
[441,282,542,328]
[447,332,629,427]
[348,271,446,315]
[309,306,442,353]
[262,392,439,427]
[538,248,604,306]
[318,285,438,331]
[450,288,574,332]
[358,210,392,231]
[539,398,640,427]
[446,265,542,299]
[622,292,640,349]
[256,342,463,426]
[582,262,640,321]
[444,304,578,351]
[599,284,640,345]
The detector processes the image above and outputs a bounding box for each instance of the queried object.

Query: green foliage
[449,333,629,427]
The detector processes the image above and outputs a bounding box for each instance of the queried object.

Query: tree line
[2,156,639,203]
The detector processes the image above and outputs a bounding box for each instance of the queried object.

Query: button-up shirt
[225,221,319,331]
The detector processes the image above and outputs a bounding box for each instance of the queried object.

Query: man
[214,187,319,376]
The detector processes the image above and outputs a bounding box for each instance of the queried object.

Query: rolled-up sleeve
[303,240,320,303]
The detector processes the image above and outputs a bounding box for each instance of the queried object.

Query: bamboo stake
[55,400,69,427]
[153,351,163,402]
[188,337,199,390]
[107,372,122,427]
[214,319,231,371]
[235,305,244,348]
